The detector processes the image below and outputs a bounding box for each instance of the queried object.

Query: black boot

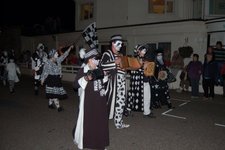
[168,103,175,109]
[48,104,55,109]
[57,107,64,112]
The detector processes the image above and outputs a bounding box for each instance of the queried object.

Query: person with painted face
[100,34,130,129]
[31,43,48,95]
[127,44,155,118]
[41,45,73,112]
[150,49,173,109]
[73,48,109,150]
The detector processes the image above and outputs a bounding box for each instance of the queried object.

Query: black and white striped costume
[100,49,126,128]
[31,50,47,95]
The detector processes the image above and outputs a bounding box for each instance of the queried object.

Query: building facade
[21,0,225,62]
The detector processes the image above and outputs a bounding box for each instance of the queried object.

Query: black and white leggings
[114,73,126,128]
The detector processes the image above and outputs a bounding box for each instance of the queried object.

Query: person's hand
[68,45,74,52]
[84,75,93,81]
[115,57,121,65]
[41,80,44,86]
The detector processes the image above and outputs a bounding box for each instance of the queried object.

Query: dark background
[1,0,75,35]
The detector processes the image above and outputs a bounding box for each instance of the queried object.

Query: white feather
[79,48,86,59]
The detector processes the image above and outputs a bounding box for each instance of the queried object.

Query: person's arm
[100,51,116,71]
[73,68,88,90]
[58,45,73,63]
[16,65,21,75]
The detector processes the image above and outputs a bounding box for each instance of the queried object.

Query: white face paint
[156,54,164,64]
[157,55,162,60]
[92,58,99,66]
[141,49,146,55]
[54,52,59,59]
[113,41,123,51]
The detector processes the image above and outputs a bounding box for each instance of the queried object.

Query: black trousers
[202,78,214,98]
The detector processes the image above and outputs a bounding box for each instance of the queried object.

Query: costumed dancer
[127,45,145,112]
[0,50,9,86]
[150,49,173,109]
[127,44,155,118]
[41,45,73,112]
[31,43,48,95]
[73,48,109,150]
[6,57,21,93]
[100,34,130,129]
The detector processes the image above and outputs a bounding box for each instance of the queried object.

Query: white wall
[76,0,196,30]
[97,21,207,62]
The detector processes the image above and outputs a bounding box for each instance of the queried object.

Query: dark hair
[193,53,199,59]
[216,41,222,46]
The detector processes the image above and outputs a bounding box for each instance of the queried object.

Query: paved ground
[0,75,225,150]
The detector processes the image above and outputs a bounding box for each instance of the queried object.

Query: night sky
[2,0,75,32]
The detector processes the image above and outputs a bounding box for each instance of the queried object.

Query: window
[148,0,174,14]
[80,3,94,20]
[209,0,225,15]
[158,42,171,64]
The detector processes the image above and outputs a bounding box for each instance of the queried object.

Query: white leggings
[49,98,60,108]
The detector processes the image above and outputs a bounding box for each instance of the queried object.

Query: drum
[120,56,142,70]
[144,61,155,76]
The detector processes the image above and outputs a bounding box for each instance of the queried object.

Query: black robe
[73,65,109,149]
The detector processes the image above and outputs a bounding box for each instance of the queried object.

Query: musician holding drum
[150,49,174,109]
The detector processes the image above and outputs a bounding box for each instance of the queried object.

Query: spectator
[170,50,184,90]
[213,41,225,96]
[202,53,218,99]
[187,54,203,98]
[221,63,225,97]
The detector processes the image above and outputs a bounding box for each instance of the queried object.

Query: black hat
[110,34,123,42]
[155,48,164,55]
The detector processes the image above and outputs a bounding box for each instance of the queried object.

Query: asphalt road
[0,75,225,150]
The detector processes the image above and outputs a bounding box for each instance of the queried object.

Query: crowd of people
[170,41,225,99]
[1,36,225,150]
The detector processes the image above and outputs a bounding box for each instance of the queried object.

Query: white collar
[83,64,90,73]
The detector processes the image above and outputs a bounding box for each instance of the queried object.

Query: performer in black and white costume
[150,49,173,109]
[127,44,155,117]
[127,45,145,112]
[0,50,9,86]
[100,35,130,129]
[41,46,73,112]
[73,48,109,150]
[31,43,48,95]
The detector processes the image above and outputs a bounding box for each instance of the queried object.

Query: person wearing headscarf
[31,43,48,95]
[150,49,173,109]
[73,48,109,150]
[41,45,73,112]
[100,34,130,129]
